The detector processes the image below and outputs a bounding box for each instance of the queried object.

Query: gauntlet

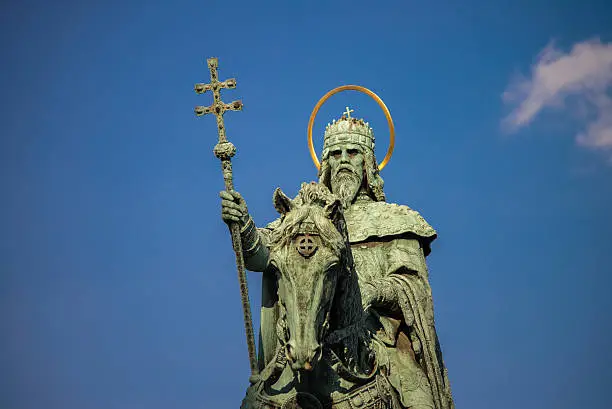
[361,279,399,311]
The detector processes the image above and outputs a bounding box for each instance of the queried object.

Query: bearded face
[327,143,365,209]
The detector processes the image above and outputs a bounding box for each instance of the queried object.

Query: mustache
[333,165,357,177]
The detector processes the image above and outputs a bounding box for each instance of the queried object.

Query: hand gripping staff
[194,57,258,376]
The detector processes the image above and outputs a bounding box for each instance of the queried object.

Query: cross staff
[194,57,258,376]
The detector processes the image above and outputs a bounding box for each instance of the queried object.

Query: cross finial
[344,106,354,119]
[194,57,243,147]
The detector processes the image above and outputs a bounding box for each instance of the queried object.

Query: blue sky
[2,1,612,408]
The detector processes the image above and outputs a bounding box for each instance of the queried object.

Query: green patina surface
[220,109,455,409]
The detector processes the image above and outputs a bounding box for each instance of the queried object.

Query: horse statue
[242,182,402,409]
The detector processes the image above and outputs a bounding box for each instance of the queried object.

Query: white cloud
[502,38,612,154]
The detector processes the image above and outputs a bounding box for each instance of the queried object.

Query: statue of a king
[220,109,454,409]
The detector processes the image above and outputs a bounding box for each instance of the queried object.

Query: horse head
[268,182,362,373]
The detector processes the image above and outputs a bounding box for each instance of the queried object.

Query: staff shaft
[220,155,258,376]
[195,57,258,375]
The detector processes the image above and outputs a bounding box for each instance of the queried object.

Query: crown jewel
[322,107,375,158]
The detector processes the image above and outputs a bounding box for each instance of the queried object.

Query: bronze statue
[196,58,454,409]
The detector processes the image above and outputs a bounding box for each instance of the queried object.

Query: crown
[322,107,375,158]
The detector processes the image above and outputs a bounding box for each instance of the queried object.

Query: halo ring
[307,85,395,171]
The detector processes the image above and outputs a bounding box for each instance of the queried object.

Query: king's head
[322,110,375,158]
[318,108,386,207]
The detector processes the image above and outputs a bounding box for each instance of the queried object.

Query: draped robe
[253,199,454,409]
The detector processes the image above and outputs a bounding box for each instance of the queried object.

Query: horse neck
[330,264,362,330]
[326,258,371,374]
[329,255,363,344]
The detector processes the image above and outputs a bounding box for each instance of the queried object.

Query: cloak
[254,200,454,409]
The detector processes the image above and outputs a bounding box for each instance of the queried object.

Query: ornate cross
[344,106,354,118]
[193,57,258,376]
[194,58,243,145]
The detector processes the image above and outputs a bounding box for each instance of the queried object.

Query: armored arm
[220,190,270,272]
[239,216,270,272]
[362,237,430,312]
[361,279,399,312]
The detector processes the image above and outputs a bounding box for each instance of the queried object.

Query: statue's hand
[361,281,376,311]
[220,190,249,227]
[361,279,398,311]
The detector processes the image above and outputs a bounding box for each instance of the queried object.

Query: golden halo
[307,85,395,171]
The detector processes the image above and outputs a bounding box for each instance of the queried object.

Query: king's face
[327,142,365,180]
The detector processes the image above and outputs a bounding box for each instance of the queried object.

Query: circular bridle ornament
[307,85,395,171]
[295,234,317,258]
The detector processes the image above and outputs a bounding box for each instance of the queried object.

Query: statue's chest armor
[350,243,390,286]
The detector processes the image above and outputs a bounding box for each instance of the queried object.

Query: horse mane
[269,182,344,251]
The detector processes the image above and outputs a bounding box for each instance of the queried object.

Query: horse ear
[273,188,293,215]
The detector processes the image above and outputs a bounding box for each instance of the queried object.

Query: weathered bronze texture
[211,62,454,407]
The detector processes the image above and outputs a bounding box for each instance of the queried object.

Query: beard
[331,169,362,209]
